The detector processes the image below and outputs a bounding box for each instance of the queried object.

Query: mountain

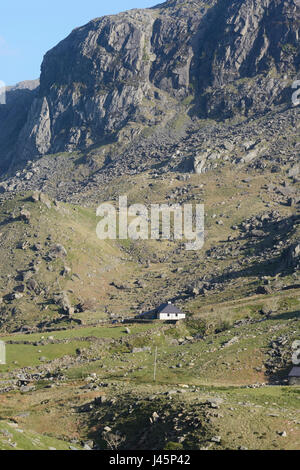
[0,0,299,452]
[0,0,299,172]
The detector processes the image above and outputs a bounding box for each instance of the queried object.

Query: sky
[0,0,158,86]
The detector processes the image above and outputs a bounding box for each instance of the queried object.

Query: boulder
[49,244,67,259]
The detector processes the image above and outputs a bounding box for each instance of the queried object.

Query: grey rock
[49,244,67,258]
[1,0,298,169]
[211,436,222,443]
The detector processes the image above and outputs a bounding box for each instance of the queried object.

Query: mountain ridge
[0,0,299,173]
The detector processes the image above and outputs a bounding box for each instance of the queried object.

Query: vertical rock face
[17,96,51,158]
[18,4,207,159]
[194,0,300,117]
[36,10,157,153]
[0,80,39,171]
[0,0,299,169]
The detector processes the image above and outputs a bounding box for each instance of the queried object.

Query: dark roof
[288,367,300,377]
[158,303,184,315]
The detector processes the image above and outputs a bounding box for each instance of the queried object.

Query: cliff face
[16,2,208,160]
[0,0,299,169]
[0,80,39,171]
[195,0,300,117]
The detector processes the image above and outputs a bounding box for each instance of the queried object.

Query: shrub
[215,320,232,333]
[164,442,184,450]
[185,318,208,336]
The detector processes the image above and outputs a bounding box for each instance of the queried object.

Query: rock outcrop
[0,80,39,172]
[15,3,206,160]
[195,0,300,118]
[0,0,299,170]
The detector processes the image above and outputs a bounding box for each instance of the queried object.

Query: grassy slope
[0,140,299,449]
[0,420,81,450]
[1,156,298,332]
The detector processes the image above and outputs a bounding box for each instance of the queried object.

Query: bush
[185,318,208,336]
[164,442,184,450]
[215,320,232,333]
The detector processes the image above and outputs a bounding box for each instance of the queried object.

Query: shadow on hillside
[268,310,300,321]
[0,216,18,227]
[265,363,292,386]
[203,254,284,286]
[84,397,213,451]
[230,214,298,253]
[203,214,299,286]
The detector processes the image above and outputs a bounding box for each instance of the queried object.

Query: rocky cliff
[16,1,208,161]
[0,80,39,172]
[195,0,300,117]
[0,0,299,171]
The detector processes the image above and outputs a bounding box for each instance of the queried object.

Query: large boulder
[49,244,67,259]
[54,292,74,316]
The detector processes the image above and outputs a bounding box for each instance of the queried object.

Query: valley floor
[0,291,299,450]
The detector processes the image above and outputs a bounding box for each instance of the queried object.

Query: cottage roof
[288,366,300,377]
[158,302,184,315]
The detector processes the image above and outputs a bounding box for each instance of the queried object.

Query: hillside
[0,149,298,332]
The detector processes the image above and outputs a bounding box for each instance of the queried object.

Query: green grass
[0,323,162,372]
[0,341,90,372]
[0,421,81,450]
[0,323,159,343]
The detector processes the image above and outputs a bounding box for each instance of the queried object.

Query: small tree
[103,431,126,450]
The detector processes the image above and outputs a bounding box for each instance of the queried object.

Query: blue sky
[0,0,158,86]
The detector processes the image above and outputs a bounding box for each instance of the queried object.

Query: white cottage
[157,302,186,321]
[0,341,5,365]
